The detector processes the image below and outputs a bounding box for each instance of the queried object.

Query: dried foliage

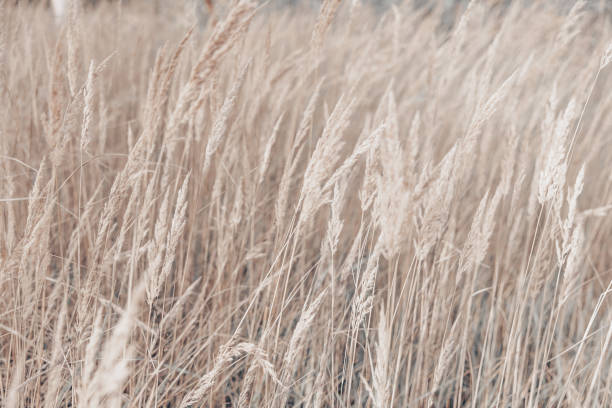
[2,0,612,406]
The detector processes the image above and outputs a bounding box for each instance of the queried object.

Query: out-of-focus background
[22,0,612,31]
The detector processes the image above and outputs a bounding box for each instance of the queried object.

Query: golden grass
[1,0,612,406]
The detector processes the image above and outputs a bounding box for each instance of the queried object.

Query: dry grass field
[2,0,612,406]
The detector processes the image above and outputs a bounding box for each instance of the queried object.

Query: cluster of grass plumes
[2,0,612,406]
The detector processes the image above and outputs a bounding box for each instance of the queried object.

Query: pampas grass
[3,0,612,406]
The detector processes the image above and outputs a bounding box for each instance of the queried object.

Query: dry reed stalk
[278,288,327,407]
[2,162,16,254]
[275,79,324,228]
[47,39,67,165]
[80,60,95,152]
[43,289,68,408]
[258,111,285,185]
[429,315,461,407]
[559,165,585,254]
[371,306,391,408]
[322,122,383,194]
[500,126,520,196]
[202,61,250,177]
[458,187,502,282]
[158,173,190,292]
[236,358,260,408]
[166,0,256,147]
[0,0,6,86]
[149,28,193,158]
[313,177,349,290]
[145,188,171,303]
[601,42,612,69]
[6,351,25,408]
[180,342,279,408]
[538,98,576,205]
[373,91,412,258]
[311,0,343,62]
[560,223,584,304]
[236,337,284,408]
[85,283,145,408]
[80,309,103,398]
[298,93,356,232]
[554,0,586,51]
[350,243,381,331]
[339,221,365,282]
[159,277,201,330]
[66,0,81,96]
[415,144,457,260]
[76,186,124,326]
[407,110,421,183]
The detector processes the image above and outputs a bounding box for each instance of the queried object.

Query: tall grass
[1,0,612,406]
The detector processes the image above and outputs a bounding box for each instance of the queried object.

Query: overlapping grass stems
[1,0,612,406]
